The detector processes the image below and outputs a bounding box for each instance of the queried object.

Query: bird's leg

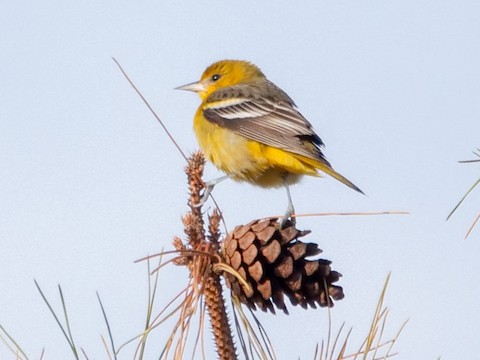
[193,174,231,208]
[280,176,296,228]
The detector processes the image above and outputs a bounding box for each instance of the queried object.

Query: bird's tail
[320,164,364,194]
[298,155,364,194]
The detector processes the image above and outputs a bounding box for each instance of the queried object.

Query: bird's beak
[175,81,206,93]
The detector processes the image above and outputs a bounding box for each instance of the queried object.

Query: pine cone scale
[242,244,258,265]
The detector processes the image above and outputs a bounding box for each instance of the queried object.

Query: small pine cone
[221,218,344,314]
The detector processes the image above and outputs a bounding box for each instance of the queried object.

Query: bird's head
[176,60,265,100]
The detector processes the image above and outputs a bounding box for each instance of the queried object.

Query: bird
[177,59,363,225]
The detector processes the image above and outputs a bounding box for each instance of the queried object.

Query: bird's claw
[192,183,214,208]
[279,204,296,229]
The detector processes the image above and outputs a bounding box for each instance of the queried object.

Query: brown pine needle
[447,149,480,223]
[465,212,480,239]
[0,325,28,360]
[213,263,253,294]
[231,295,276,360]
[267,210,409,220]
[311,273,406,360]
[99,335,113,360]
[112,57,187,161]
[363,273,391,358]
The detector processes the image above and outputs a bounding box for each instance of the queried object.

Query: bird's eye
[211,74,221,82]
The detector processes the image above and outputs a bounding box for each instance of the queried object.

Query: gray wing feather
[203,80,329,165]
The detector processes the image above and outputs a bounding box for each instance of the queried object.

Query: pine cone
[221,218,344,314]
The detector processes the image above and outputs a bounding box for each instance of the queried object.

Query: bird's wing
[203,80,331,166]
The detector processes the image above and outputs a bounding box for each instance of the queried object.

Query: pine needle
[0,324,28,360]
[112,57,187,161]
[447,148,480,226]
[96,292,117,360]
[268,211,409,220]
[446,178,480,221]
[34,280,79,359]
[465,212,480,239]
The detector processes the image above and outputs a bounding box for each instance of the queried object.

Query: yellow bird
[177,59,363,224]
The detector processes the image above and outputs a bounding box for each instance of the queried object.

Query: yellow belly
[194,110,319,188]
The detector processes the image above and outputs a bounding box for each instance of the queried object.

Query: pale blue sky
[1,1,480,358]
